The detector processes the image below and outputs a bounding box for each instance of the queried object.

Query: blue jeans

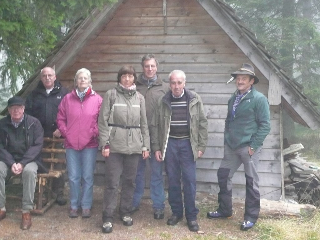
[165,138,198,221]
[66,147,97,210]
[132,154,165,210]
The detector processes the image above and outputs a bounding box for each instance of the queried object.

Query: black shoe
[102,222,113,233]
[154,209,164,220]
[207,210,232,219]
[130,206,139,214]
[121,216,133,226]
[240,220,255,231]
[187,220,199,232]
[56,194,67,206]
[167,215,182,226]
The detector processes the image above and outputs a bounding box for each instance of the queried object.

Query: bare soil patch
[1,186,261,240]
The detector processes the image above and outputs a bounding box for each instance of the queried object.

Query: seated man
[0,96,44,230]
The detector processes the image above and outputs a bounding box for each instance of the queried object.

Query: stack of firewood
[283,144,320,206]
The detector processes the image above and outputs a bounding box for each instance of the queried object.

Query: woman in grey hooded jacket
[98,65,150,234]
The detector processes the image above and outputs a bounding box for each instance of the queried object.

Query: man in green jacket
[151,70,208,232]
[207,63,271,231]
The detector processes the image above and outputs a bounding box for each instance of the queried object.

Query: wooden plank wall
[58,0,282,200]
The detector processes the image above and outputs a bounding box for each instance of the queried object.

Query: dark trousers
[165,138,198,221]
[217,144,261,222]
[102,153,140,223]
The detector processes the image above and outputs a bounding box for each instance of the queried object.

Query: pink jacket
[57,89,102,150]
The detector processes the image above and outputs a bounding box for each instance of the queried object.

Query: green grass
[255,210,320,240]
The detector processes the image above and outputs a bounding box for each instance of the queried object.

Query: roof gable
[9,0,320,129]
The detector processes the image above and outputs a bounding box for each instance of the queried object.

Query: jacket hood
[115,84,137,96]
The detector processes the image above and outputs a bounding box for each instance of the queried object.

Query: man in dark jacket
[131,54,170,220]
[0,96,44,230]
[207,63,270,231]
[25,67,69,205]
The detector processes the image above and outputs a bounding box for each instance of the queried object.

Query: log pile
[283,143,320,206]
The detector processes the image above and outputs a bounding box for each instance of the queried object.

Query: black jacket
[0,114,47,173]
[25,81,69,137]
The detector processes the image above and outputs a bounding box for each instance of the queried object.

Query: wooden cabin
[12,0,320,200]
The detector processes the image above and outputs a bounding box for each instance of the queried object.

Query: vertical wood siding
[57,0,281,200]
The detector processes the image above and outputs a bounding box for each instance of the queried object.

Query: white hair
[168,70,186,81]
[74,68,92,88]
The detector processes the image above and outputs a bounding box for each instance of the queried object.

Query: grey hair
[168,70,186,81]
[41,67,56,75]
[74,68,92,88]
[141,54,159,67]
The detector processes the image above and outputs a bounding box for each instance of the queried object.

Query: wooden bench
[33,137,66,214]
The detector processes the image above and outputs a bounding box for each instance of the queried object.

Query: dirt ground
[1,186,261,240]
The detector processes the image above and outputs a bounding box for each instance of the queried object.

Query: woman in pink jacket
[57,68,102,218]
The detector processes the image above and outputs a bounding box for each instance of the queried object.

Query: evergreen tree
[0,0,115,94]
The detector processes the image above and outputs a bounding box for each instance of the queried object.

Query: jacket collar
[136,74,164,87]
[162,88,195,106]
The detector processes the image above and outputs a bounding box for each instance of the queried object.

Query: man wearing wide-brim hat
[0,96,44,230]
[207,63,271,231]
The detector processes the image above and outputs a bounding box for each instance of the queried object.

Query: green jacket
[225,87,270,151]
[136,74,170,127]
[151,88,208,160]
[98,85,150,155]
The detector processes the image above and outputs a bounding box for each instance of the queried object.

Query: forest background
[0,0,320,159]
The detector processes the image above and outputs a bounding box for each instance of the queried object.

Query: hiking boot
[121,216,133,226]
[69,209,78,218]
[20,212,32,230]
[240,220,255,231]
[102,222,113,233]
[167,215,182,226]
[0,210,6,221]
[207,210,232,219]
[187,220,199,232]
[82,209,91,218]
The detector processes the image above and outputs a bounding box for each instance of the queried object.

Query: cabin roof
[5,0,320,129]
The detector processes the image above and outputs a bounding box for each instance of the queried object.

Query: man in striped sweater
[151,70,208,232]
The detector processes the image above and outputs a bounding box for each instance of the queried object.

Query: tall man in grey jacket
[132,54,170,219]
[207,63,270,231]
[151,70,208,232]
[0,96,44,230]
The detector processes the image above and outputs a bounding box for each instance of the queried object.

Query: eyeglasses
[41,74,54,78]
[9,106,24,111]
[121,74,134,79]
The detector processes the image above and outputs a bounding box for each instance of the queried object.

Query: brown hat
[229,63,259,84]
[7,96,25,107]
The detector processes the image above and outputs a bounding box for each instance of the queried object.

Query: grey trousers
[102,153,140,223]
[217,144,261,222]
[0,161,38,211]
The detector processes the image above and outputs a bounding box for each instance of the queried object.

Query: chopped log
[283,143,304,155]
[259,198,315,218]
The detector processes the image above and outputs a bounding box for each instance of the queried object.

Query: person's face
[170,73,186,97]
[76,72,90,91]
[41,67,56,89]
[143,59,157,79]
[120,73,135,88]
[235,74,254,94]
[8,105,25,122]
